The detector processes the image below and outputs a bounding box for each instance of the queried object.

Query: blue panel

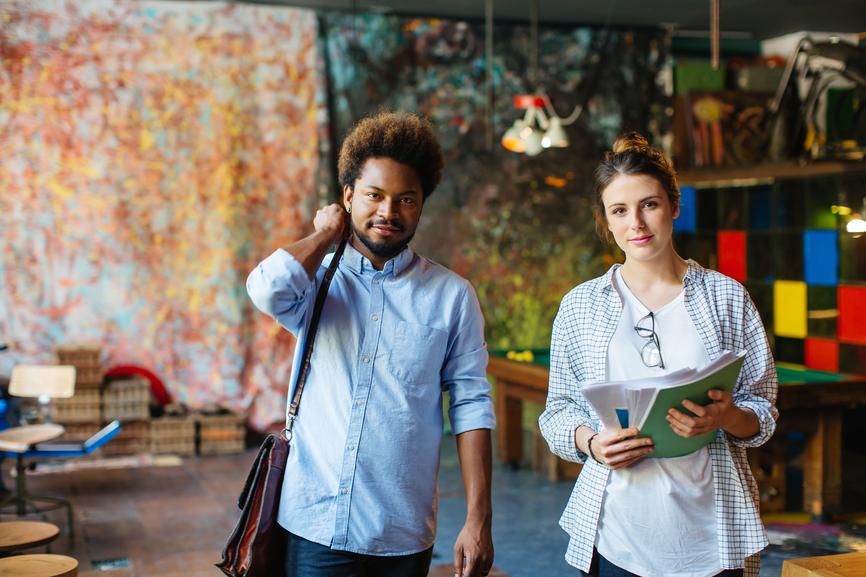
[674,186,697,233]
[749,187,772,230]
[615,409,629,429]
[803,229,839,286]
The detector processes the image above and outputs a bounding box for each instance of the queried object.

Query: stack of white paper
[582,350,747,432]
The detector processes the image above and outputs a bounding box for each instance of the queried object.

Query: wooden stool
[0,521,60,553]
[0,554,78,576]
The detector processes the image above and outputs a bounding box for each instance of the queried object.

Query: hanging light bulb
[522,125,544,156]
[542,116,568,148]
[502,119,527,152]
[847,217,866,234]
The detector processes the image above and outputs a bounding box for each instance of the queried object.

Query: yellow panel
[774,281,808,338]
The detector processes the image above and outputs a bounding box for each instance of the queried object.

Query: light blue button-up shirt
[246,242,496,555]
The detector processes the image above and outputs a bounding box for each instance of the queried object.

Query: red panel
[838,286,866,345]
[805,338,839,372]
[717,231,747,283]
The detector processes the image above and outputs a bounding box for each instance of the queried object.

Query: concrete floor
[2,432,865,576]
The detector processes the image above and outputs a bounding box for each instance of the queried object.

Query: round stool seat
[0,521,60,552]
[0,554,78,577]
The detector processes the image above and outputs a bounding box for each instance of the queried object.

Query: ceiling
[254,0,865,40]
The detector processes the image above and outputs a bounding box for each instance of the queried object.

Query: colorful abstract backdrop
[0,0,324,429]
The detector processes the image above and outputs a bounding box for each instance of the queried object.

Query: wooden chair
[0,554,78,576]
[0,521,60,554]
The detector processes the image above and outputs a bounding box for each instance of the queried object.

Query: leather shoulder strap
[286,237,348,429]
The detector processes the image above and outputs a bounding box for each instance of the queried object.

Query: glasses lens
[641,341,662,367]
[634,325,654,337]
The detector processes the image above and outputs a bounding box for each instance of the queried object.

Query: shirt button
[356,400,363,406]
[348,445,354,450]
[374,279,379,285]
[341,489,347,494]
[364,357,370,363]
[372,315,378,321]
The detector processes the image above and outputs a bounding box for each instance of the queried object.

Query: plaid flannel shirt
[539,260,778,577]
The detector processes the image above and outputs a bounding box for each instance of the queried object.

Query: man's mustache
[365,218,405,232]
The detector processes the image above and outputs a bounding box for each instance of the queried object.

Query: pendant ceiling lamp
[501,0,582,155]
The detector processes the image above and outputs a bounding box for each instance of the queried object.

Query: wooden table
[781,551,866,577]
[487,351,866,518]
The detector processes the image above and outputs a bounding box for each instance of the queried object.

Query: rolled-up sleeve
[729,295,778,448]
[246,248,316,335]
[443,285,496,435]
[539,309,596,464]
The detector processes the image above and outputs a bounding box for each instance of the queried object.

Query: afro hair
[338,111,445,200]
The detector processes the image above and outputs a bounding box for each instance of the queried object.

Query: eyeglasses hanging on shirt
[634,311,665,369]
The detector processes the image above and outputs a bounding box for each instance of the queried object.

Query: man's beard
[352,218,414,260]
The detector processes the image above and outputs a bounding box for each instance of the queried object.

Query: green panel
[777,365,847,384]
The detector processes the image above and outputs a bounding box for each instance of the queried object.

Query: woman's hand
[667,389,758,439]
[580,427,654,470]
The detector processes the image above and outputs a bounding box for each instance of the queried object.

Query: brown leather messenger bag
[216,236,348,577]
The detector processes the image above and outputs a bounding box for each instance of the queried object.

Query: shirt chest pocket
[388,322,447,384]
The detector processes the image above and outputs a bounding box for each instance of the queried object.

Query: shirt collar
[341,241,415,277]
[596,259,701,292]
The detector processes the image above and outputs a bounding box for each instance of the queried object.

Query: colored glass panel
[774,281,807,338]
[803,229,839,286]
[806,178,839,229]
[697,188,718,230]
[838,286,866,345]
[747,232,774,282]
[719,187,746,230]
[745,282,773,331]
[805,338,839,372]
[718,231,746,282]
[839,343,866,375]
[839,230,866,283]
[749,187,772,230]
[778,232,804,280]
[778,180,805,229]
[673,186,697,233]
[774,336,805,364]
[807,286,838,338]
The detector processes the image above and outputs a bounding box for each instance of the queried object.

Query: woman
[539,132,778,577]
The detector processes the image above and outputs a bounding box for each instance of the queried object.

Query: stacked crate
[149,416,196,456]
[100,376,151,454]
[196,413,245,455]
[101,421,149,456]
[51,345,103,429]
[103,377,151,422]
[50,388,101,424]
[54,345,103,389]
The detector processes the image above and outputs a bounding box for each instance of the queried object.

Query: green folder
[635,356,746,458]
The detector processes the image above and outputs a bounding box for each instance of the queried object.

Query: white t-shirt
[595,268,719,577]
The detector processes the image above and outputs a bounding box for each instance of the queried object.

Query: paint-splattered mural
[0,1,323,429]
[321,15,672,349]
[1,2,671,430]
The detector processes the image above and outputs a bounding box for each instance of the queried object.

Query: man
[247,111,495,577]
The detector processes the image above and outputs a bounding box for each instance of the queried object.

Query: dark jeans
[580,549,744,577]
[284,531,433,577]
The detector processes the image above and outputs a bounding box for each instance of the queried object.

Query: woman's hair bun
[611,131,649,155]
